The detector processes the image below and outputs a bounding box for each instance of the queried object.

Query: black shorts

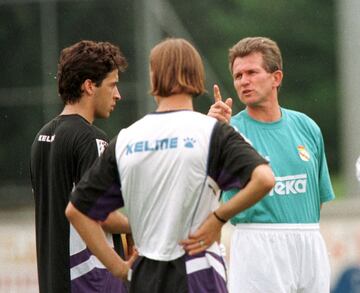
[129,248,227,293]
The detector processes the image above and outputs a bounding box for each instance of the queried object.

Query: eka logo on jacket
[269,174,307,196]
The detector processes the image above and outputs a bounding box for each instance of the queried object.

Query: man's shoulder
[90,123,108,139]
[283,107,311,120]
[283,108,320,129]
[60,115,108,140]
[230,110,247,124]
[35,115,108,146]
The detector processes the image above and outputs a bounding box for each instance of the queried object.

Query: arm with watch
[181,122,274,255]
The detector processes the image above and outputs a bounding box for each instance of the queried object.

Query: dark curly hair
[57,40,127,104]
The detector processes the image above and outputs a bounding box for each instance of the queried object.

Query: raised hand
[207,84,233,123]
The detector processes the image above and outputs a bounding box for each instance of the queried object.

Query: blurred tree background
[0,0,340,206]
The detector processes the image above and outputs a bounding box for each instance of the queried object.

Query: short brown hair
[228,37,282,74]
[57,40,127,104]
[150,38,205,97]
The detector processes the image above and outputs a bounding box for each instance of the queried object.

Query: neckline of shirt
[241,108,287,129]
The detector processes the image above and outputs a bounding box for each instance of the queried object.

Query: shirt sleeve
[208,122,269,191]
[317,130,336,203]
[70,138,124,221]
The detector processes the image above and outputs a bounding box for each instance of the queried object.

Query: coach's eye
[234,74,242,80]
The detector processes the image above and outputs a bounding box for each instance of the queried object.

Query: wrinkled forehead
[232,52,265,73]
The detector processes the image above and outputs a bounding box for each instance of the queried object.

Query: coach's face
[94,69,121,119]
[232,52,282,108]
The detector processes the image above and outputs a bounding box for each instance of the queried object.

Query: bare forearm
[181,164,274,255]
[101,211,131,234]
[215,164,274,221]
[65,203,128,279]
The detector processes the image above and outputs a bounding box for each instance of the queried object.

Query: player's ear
[273,70,283,88]
[82,79,95,95]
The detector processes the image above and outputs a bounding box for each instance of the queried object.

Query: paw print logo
[184,137,196,148]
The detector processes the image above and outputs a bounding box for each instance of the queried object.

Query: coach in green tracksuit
[202,36,335,293]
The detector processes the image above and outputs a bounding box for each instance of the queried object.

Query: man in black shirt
[30,40,133,293]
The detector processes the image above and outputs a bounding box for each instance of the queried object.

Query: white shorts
[228,223,330,293]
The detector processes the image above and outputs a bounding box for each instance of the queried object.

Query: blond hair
[150,38,205,97]
[228,37,282,74]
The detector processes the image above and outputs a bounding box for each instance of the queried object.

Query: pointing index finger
[213,84,222,103]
